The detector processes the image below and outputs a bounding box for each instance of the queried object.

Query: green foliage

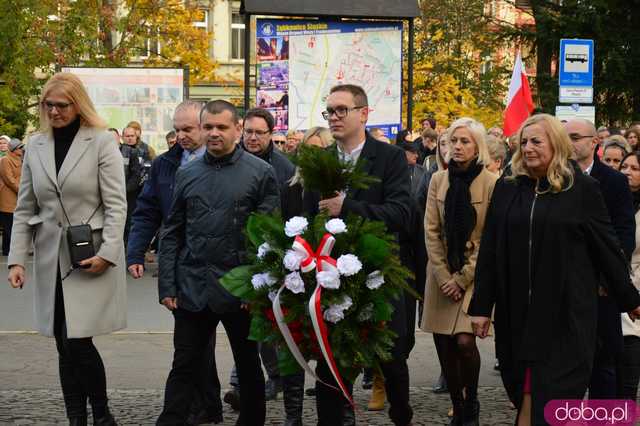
[0,0,216,138]
[409,0,509,129]
[492,0,640,125]
[219,265,255,300]
[219,211,414,378]
[292,144,380,199]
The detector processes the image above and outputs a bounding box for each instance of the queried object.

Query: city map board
[62,67,185,155]
[256,19,403,137]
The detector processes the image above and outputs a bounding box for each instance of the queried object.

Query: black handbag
[56,190,102,270]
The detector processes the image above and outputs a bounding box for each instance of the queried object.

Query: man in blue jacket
[127,100,222,425]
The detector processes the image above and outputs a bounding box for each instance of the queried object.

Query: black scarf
[444,158,483,273]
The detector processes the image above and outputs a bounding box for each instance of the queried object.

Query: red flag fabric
[503,53,534,137]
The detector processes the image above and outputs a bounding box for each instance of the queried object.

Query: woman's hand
[441,279,464,302]
[471,316,491,338]
[78,256,111,274]
[8,265,25,289]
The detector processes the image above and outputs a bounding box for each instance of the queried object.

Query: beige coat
[421,168,497,335]
[623,209,640,337]
[8,127,127,338]
[0,148,22,213]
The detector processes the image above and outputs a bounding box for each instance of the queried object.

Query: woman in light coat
[421,118,498,426]
[8,72,127,426]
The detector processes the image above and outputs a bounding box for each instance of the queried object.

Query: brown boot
[367,372,386,411]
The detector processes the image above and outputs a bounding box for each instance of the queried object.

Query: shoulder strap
[55,189,102,226]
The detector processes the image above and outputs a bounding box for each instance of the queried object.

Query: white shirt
[337,139,366,164]
[584,160,595,175]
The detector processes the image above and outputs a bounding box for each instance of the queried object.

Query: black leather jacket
[158,146,280,313]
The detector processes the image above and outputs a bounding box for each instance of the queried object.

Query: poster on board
[62,67,185,154]
[256,19,402,137]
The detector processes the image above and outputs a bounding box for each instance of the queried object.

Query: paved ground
[0,258,518,424]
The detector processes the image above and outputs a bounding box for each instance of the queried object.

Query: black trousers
[616,335,640,400]
[0,211,13,256]
[315,336,413,426]
[588,296,623,399]
[54,273,109,419]
[190,334,222,417]
[157,306,265,426]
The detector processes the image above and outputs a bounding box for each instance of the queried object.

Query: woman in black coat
[468,114,640,425]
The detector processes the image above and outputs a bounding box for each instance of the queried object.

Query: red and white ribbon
[292,234,336,273]
[275,232,353,406]
[309,283,354,406]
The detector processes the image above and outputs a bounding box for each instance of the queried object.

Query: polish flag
[503,53,534,137]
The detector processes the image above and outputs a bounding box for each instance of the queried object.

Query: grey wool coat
[8,126,128,338]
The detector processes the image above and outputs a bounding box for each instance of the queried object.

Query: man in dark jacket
[222,107,294,403]
[313,84,414,426]
[565,118,636,399]
[156,100,279,426]
[127,101,223,425]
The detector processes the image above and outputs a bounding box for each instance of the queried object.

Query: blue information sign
[559,39,594,87]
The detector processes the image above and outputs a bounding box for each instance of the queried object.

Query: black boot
[462,398,480,426]
[93,407,117,426]
[68,416,87,426]
[282,373,304,426]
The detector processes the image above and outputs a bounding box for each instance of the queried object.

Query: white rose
[284,272,306,294]
[323,306,346,323]
[284,216,309,237]
[357,303,374,321]
[325,218,347,235]
[283,250,305,271]
[263,273,278,287]
[336,254,362,277]
[337,295,353,311]
[251,273,266,290]
[316,270,341,290]
[257,242,272,259]
[366,270,385,290]
[251,272,277,290]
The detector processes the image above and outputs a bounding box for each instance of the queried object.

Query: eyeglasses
[568,133,595,142]
[42,100,74,111]
[243,129,271,137]
[274,140,286,145]
[321,105,366,120]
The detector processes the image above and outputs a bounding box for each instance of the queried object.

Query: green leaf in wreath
[277,345,304,376]
[219,265,255,300]
[248,314,270,342]
[356,234,390,267]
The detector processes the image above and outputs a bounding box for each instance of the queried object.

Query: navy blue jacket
[590,157,636,260]
[126,143,184,266]
[589,156,636,358]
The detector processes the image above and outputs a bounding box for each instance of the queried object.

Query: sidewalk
[0,333,515,425]
[0,386,515,425]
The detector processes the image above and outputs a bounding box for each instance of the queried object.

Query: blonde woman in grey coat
[7,73,127,426]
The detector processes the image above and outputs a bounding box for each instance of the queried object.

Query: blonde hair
[447,117,491,166]
[39,72,106,132]
[509,114,574,193]
[302,126,334,148]
[604,135,632,154]
[436,131,449,170]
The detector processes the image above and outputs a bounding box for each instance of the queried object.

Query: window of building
[231,12,245,60]
[193,9,209,30]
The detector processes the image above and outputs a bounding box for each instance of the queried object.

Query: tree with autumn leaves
[408,0,510,131]
[0,0,216,137]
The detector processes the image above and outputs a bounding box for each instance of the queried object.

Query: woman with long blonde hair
[8,72,127,426]
[469,114,640,425]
